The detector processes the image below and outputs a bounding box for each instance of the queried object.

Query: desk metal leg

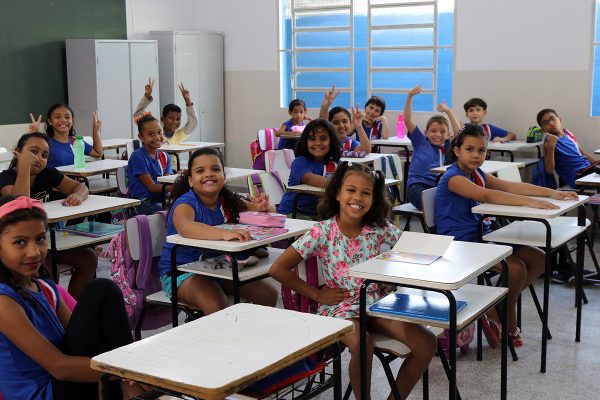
[49,227,59,282]
[171,245,180,327]
[500,260,509,400]
[359,281,369,400]
[541,221,552,373]
[174,154,181,171]
[100,373,112,400]
[575,205,585,342]
[333,343,342,400]
[441,291,458,400]
[229,252,241,304]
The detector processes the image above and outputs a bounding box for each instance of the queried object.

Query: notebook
[60,221,124,238]
[378,251,440,265]
[215,223,289,240]
[369,292,467,322]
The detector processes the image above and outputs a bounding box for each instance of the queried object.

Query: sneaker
[552,269,572,284]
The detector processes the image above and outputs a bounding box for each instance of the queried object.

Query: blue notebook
[369,292,467,322]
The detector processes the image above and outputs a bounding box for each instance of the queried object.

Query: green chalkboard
[0,1,126,124]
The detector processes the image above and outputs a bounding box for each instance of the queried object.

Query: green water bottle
[73,136,85,168]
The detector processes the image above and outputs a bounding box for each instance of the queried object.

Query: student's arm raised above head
[437,101,463,138]
[351,105,371,153]
[133,78,154,118]
[178,83,198,135]
[319,85,340,119]
[448,174,559,209]
[87,112,103,158]
[403,86,421,133]
[0,296,101,382]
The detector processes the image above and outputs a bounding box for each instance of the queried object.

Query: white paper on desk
[392,231,453,257]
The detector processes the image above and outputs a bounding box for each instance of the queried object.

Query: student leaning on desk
[0,132,96,299]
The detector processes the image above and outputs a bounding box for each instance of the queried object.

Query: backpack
[378,155,402,204]
[250,128,278,170]
[438,324,475,357]
[281,257,320,314]
[109,212,170,331]
[527,126,544,143]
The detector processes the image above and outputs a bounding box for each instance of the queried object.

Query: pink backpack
[250,128,278,170]
[109,212,170,331]
[438,324,475,357]
[281,257,320,314]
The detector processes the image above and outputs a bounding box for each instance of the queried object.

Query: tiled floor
[85,224,600,399]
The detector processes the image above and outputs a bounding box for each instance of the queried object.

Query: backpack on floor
[438,324,475,357]
[109,212,170,331]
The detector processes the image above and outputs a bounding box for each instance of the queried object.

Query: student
[277,99,311,150]
[318,86,371,153]
[537,108,599,188]
[29,104,103,168]
[435,124,579,347]
[404,85,461,209]
[157,148,278,315]
[134,78,198,145]
[361,95,390,141]
[128,115,174,215]
[0,195,144,400]
[463,98,517,143]
[277,119,342,218]
[270,162,436,400]
[0,132,96,299]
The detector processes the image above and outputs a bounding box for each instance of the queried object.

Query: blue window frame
[592,0,600,116]
[279,0,455,111]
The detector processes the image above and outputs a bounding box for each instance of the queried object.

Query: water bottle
[73,136,85,168]
[396,114,406,139]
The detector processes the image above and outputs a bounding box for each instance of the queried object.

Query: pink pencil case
[291,125,306,133]
[239,211,287,227]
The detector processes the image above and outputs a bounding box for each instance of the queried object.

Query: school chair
[295,259,452,400]
[247,171,287,207]
[129,212,202,340]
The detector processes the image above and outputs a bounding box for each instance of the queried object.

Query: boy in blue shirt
[537,108,598,188]
[463,98,517,143]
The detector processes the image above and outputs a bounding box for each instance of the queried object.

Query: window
[592,0,600,116]
[279,0,455,112]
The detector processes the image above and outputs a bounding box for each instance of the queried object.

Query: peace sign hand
[322,84,341,108]
[350,105,363,126]
[92,112,101,133]
[145,78,154,99]
[28,113,42,133]
[179,83,192,106]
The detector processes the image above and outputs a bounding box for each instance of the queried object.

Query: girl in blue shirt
[28,104,104,168]
[277,119,342,218]
[128,115,174,215]
[158,148,277,315]
[404,85,461,209]
[276,99,311,150]
[435,124,579,348]
[0,195,142,400]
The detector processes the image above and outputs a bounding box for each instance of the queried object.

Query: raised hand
[92,112,101,133]
[351,105,363,126]
[28,113,42,133]
[437,100,450,114]
[248,193,272,212]
[145,77,154,99]
[222,229,252,242]
[407,85,422,98]
[179,83,192,106]
[317,286,351,305]
[12,149,38,170]
[322,84,341,108]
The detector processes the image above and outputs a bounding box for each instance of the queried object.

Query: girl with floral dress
[270,162,436,400]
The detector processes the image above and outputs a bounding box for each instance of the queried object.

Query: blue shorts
[160,273,194,300]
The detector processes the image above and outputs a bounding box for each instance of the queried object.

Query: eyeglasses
[540,115,557,128]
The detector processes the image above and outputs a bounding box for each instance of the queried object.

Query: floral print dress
[292,217,401,319]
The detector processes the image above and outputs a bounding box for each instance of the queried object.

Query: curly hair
[294,119,342,161]
[318,161,390,228]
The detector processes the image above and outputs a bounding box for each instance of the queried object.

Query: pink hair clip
[133,111,152,124]
[0,196,46,219]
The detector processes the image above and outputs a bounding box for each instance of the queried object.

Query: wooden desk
[349,240,512,400]
[92,303,353,400]
[160,141,225,171]
[166,218,314,324]
[431,160,524,175]
[487,141,542,161]
[44,195,140,280]
[472,195,589,373]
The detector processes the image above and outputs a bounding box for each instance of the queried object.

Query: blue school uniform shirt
[277,156,337,215]
[158,189,227,276]
[341,136,360,151]
[361,120,383,140]
[435,163,487,242]
[407,126,450,187]
[0,280,63,400]
[278,119,305,150]
[47,136,93,168]
[127,147,173,200]
[547,130,591,188]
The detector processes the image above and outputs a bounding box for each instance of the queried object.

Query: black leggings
[52,278,132,400]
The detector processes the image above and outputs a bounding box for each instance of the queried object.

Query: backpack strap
[323,160,336,177]
[379,157,387,176]
[472,169,486,188]
[157,151,168,175]
[371,122,379,140]
[267,150,276,171]
[133,215,153,291]
[386,155,399,179]
[270,171,286,192]
[283,149,294,168]
[250,173,264,195]
[33,278,59,313]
